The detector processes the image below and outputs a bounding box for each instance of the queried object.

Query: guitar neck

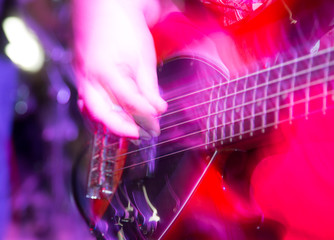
[206,46,334,147]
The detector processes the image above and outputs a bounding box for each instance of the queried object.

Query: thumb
[136,61,167,114]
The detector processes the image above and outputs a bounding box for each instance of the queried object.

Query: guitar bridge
[86,124,128,199]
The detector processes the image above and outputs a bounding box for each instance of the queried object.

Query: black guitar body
[72,57,238,240]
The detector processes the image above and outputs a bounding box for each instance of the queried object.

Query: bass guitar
[72,44,334,239]
[72,1,334,239]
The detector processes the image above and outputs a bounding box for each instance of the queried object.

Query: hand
[73,0,167,138]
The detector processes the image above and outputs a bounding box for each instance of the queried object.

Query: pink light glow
[251,109,334,240]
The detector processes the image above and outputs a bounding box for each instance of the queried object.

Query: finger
[79,78,140,138]
[101,70,162,135]
[136,32,167,114]
[136,61,168,114]
[133,113,161,137]
[102,68,157,116]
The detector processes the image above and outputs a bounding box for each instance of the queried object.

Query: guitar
[72,2,334,239]
[72,45,334,239]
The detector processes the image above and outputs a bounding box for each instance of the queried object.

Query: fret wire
[239,68,249,139]
[214,78,223,147]
[221,79,229,144]
[105,89,334,172]
[103,82,334,163]
[213,78,223,146]
[289,54,298,124]
[305,54,313,119]
[275,59,284,128]
[205,84,212,148]
[323,50,331,114]
[250,65,259,136]
[159,59,334,121]
[205,81,214,148]
[230,75,239,142]
[214,82,220,145]
[164,47,334,104]
[212,89,217,147]
[262,62,271,133]
[213,77,220,147]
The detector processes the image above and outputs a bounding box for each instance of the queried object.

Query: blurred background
[0,0,94,239]
[2,0,334,239]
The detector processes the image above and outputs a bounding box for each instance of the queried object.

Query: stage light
[2,16,45,73]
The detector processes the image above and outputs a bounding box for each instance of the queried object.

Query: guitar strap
[200,0,270,26]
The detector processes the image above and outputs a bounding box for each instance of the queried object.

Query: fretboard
[205,46,334,147]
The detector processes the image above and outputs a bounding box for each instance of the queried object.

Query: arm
[72,0,167,138]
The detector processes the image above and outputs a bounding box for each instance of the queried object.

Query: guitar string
[101,61,333,154]
[162,46,334,105]
[102,85,334,164]
[101,60,333,152]
[164,47,333,104]
[104,89,334,173]
[161,73,333,131]
[93,48,334,170]
[158,58,334,125]
[96,47,332,150]
[99,61,333,160]
[102,73,333,154]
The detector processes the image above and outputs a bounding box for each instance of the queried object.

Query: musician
[72,0,261,138]
[72,0,334,239]
[72,0,333,137]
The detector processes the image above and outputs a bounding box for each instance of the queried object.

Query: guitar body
[73,57,236,240]
[73,53,334,239]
